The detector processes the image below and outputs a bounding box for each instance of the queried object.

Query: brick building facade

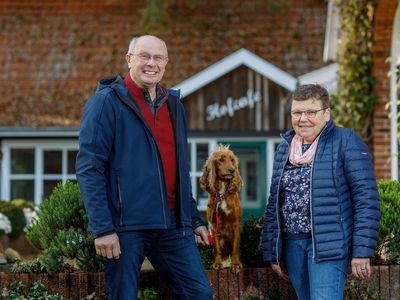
[0,0,398,207]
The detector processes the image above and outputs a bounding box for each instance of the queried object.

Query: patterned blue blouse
[280,144,312,235]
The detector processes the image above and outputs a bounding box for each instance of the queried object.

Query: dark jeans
[104,212,212,300]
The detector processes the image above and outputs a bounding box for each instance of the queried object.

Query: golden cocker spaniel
[199,145,243,274]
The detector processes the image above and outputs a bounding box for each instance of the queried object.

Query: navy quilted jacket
[262,120,380,263]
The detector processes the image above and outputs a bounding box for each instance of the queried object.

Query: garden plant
[6,180,400,299]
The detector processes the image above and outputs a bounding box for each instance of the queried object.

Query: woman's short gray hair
[291,84,330,108]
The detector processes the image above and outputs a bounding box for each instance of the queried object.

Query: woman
[262,84,380,300]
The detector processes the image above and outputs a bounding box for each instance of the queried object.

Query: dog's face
[212,149,238,181]
[199,145,243,194]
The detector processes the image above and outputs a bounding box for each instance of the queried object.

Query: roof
[173,48,298,97]
[173,49,338,98]
[298,63,339,92]
[0,127,79,138]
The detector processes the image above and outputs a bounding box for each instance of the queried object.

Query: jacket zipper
[117,175,123,226]
[155,153,167,229]
[174,96,182,227]
[112,85,169,228]
[309,125,329,263]
[310,155,316,262]
[275,136,290,262]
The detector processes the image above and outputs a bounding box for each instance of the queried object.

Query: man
[76,35,212,300]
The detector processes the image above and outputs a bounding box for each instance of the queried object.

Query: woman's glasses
[291,107,329,119]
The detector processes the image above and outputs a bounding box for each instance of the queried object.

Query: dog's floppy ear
[228,167,243,194]
[199,157,217,194]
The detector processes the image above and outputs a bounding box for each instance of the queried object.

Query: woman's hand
[351,258,371,279]
[270,262,291,281]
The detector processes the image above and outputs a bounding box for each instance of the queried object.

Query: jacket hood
[96,75,125,92]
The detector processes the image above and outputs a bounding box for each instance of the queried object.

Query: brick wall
[372,0,398,179]
[0,0,326,127]
[1,1,398,179]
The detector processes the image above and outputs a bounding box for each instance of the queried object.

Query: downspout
[390,5,400,180]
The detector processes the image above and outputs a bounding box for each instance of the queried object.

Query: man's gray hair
[127,35,168,55]
[127,37,138,54]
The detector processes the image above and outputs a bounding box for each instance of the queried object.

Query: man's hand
[95,233,121,259]
[270,262,290,282]
[194,225,209,246]
[351,257,371,279]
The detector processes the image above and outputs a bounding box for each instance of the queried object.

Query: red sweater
[124,75,177,209]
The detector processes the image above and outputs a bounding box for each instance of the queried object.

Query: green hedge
[25,181,103,274]
[376,180,400,264]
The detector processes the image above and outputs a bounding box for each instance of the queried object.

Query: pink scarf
[289,134,320,165]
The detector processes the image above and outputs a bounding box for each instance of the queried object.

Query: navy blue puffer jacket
[262,120,380,263]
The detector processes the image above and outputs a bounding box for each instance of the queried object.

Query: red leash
[208,192,226,245]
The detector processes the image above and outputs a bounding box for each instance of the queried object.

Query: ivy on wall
[332,0,377,144]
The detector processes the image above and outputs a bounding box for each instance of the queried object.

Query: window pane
[196,144,209,172]
[67,150,78,174]
[11,149,34,174]
[246,161,258,201]
[187,142,192,167]
[43,180,61,199]
[196,179,208,211]
[44,150,62,174]
[10,180,34,201]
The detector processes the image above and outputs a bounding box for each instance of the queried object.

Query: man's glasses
[291,107,329,119]
[130,53,168,65]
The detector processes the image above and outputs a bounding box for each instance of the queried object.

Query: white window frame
[188,138,217,211]
[391,4,400,180]
[323,0,340,62]
[188,137,281,210]
[1,139,78,205]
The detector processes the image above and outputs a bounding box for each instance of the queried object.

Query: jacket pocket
[117,175,124,226]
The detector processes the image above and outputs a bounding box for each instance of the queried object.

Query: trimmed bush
[25,181,103,274]
[0,200,26,239]
[1,280,66,300]
[345,277,384,299]
[240,215,264,267]
[199,245,214,269]
[376,180,400,264]
[10,258,45,274]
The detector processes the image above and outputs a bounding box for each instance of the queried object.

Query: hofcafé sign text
[206,89,262,121]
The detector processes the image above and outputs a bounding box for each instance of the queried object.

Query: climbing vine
[332,0,377,144]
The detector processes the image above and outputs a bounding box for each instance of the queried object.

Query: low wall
[0,266,399,299]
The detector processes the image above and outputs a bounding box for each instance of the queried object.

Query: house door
[221,142,266,220]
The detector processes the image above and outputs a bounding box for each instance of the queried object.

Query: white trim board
[173,48,297,98]
[298,63,339,92]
